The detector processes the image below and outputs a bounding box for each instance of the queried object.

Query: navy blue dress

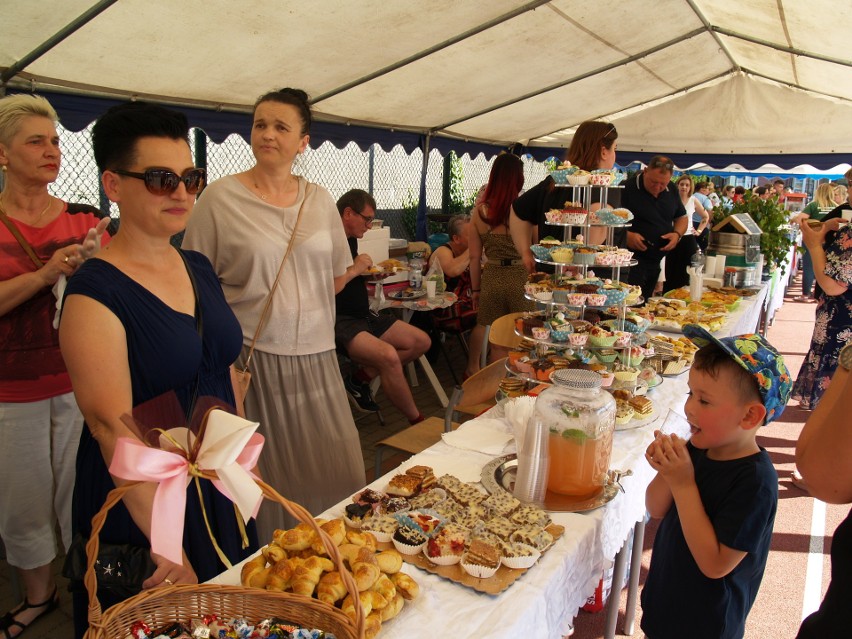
[65,250,257,637]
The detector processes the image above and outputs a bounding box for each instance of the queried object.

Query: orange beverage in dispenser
[547,428,613,498]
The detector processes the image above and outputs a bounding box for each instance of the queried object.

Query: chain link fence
[47,124,556,241]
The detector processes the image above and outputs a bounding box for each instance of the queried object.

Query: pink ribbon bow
[110,409,264,566]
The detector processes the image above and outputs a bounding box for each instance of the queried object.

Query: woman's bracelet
[471,288,480,292]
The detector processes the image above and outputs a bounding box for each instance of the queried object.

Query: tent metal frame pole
[683,0,739,71]
[711,26,852,69]
[311,0,550,105]
[416,134,432,242]
[0,0,120,86]
[433,27,706,131]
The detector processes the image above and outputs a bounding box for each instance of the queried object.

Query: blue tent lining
[25,90,846,171]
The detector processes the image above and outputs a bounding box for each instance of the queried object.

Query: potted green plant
[728,192,795,277]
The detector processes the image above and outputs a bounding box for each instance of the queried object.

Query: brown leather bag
[230,199,305,417]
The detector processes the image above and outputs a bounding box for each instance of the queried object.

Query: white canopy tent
[2,0,852,167]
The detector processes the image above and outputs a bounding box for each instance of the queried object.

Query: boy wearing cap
[641,328,792,639]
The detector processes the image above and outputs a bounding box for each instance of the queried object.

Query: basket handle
[84,473,365,638]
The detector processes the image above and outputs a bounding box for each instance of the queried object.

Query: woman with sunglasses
[0,93,111,639]
[183,88,365,540]
[59,102,257,638]
[510,120,620,273]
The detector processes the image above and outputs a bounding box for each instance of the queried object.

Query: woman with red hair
[465,153,531,377]
[510,121,619,272]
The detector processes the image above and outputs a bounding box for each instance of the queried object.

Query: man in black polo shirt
[623,156,688,300]
[334,189,430,423]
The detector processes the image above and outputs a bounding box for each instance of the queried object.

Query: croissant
[338,543,362,567]
[240,554,268,588]
[389,571,420,600]
[352,559,381,591]
[380,592,405,622]
[316,570,348,605]
[264,557,295,591]
[354,546,378,566]
[291,555,335,597]
[364,611,383,639]
[278,522,317,551]
[262,544,288,564]
[369,573,396,601]
[341,591,388,622]
[375,549,403,575]
[345,529,377,549]
[311,519,346,555]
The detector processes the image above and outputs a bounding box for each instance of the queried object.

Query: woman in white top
[183,88,365,540]
[662,176,708,293]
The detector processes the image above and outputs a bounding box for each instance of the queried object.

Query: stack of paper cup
[514,418,549,507]
[704,255,717,279]
[714,254,727,279]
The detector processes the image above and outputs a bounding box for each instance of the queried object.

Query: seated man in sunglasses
[333,189,430,424]
[623,155,688,301]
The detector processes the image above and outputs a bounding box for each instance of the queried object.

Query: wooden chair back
[454,357,508,416]
[488,312,525,350]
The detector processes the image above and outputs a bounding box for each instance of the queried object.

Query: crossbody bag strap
[241,197,307,372]
[0,207,44,269]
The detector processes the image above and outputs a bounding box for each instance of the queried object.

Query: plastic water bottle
[689,248,705,301]
[690,247,705,275]
[409,258,423,289]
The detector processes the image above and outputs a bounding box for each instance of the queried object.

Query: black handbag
[62,534,155,599]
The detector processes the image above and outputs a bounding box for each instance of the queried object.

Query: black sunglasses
[113,168,206,195]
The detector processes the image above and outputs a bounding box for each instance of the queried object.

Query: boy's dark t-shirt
[641,443,778,639]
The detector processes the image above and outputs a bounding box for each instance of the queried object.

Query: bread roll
[380,593,405,621]
[317,570,348,605]
[389,571,419,600]
[290,555,334,597]
[239,554,268,588]
[375,549,403,574]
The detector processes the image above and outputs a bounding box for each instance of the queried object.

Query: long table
[211,281,772,639]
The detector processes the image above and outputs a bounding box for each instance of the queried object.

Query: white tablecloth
[210,287,770,638]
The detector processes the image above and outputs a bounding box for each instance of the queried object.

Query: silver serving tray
[481,454,632,513]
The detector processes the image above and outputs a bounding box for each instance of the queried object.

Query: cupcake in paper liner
[460,559,499,579]
[392,509,444,537]
[392,525,427,555]
[500,542,541,570]
[423,527,466,566]
[343,502,373,529]
[360,514,398,542]
[378,496,411,516]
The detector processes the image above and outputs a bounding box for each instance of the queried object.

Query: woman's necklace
[251,170,295,202]
[0,193,53,224]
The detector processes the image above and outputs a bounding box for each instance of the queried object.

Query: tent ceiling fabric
[2,0,852,160]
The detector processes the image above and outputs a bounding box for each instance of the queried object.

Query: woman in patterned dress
[791,217,852,410]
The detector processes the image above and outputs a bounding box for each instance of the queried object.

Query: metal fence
[46,123,553,240]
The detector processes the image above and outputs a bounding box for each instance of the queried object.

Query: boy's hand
[646,433,694,486]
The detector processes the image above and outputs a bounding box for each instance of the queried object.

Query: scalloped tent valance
[3,0,851,171]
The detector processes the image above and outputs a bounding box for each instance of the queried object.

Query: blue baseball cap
[682,326,793,424]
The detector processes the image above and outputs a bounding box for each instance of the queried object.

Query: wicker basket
[83,475,364,639]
